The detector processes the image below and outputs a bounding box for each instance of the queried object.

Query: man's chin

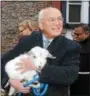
[53,33,61,37]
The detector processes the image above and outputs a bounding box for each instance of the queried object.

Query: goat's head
[27,46,56,70]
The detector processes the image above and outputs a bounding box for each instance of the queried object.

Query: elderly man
[1,7,80,96]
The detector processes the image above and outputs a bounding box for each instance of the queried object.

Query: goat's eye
[33,56,36,58]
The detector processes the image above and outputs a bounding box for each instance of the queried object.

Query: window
[69,5,81,22]
[67,1,81,24]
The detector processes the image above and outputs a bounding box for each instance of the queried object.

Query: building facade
[53,1,90,28]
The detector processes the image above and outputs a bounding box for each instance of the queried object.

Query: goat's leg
[8,86,16,96]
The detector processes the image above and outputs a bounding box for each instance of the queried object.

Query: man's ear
[39,22,43,30]
[87,32,89,35]
[85,31,89,36]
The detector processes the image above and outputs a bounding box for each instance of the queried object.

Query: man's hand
[16,56,37,73]
[9,79,30,93]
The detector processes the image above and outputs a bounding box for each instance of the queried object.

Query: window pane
[69,5,81,22]
[69,1,81,3]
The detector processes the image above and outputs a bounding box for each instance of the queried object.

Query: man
[71,24,90,96]
[1,7,80,96]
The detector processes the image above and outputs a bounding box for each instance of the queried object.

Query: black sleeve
[40,44,80,85]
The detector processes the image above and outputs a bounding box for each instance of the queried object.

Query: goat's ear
[27,51,33,56]
[48,53,56,59]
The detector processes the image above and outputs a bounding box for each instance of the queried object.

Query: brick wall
[1,1,52,54]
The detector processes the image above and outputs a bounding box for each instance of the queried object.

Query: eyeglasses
[49,17,63,21]
[42,16,64,23]
[72,32,83,36]
[19,25,32,33]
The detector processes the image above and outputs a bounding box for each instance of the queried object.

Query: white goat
[5,46,56,95]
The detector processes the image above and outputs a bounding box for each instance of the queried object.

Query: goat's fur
[5,46,56,95]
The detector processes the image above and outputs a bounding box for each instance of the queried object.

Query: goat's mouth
[38,66,42,69]
[21,79,26,82]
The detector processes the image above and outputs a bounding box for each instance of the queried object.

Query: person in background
[1,7,80,96]
[12,19,39,46]
[70,23,90,96]
[18,19,39,39]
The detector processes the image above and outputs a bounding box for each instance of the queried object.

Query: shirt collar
[42,34,54,42]
[42,34,54,48]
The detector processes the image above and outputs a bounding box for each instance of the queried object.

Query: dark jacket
[79,35,90,72]
[70,35,90,95]
[1,31,80,96]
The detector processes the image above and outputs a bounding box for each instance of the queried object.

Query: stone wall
[1,1,52,54]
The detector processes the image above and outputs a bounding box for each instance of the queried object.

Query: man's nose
[54,19,60,25]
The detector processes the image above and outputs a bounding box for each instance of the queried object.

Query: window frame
[66,1,82,24]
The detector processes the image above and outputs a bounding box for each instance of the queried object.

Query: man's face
[39,9,63,39]
[72,27,88,42]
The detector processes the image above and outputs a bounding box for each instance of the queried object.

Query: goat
[5,46,56,95]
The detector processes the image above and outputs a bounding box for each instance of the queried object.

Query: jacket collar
[47,35,63,54]
[35,31,64,54]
